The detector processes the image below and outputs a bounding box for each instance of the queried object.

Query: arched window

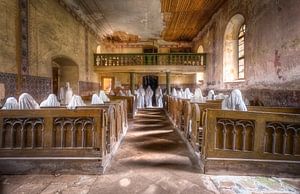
[96,45,101,54]
[197,45,204,53]
[238,24,245,79]
[223,14,245,82]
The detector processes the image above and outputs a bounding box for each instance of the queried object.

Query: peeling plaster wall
[0,0,18,74]
[28,0,98,82]
[0,0,100,100]
[194,0,300,106]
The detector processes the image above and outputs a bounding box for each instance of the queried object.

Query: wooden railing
[94,53,206,67]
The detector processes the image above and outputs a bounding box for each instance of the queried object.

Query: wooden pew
[0,108,109,174]
[108,95,137,118]
[190,101,222,152]
[202,109,300,177]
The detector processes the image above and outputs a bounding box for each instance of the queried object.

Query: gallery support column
[166,72,170,95]
[130,72,135,94]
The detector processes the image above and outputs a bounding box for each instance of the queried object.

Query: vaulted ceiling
[62,0,226,43]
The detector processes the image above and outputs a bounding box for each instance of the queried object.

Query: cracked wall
[193,0,300,106]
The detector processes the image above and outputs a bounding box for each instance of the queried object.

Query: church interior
[0,0,299,193]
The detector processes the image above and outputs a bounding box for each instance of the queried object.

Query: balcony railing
[94,53,206,67]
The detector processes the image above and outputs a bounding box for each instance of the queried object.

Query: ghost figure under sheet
[67,95,86,109]
[221,89,247,111]
[191,88,204,103]
[183,88,193,99]
[19,93,40,109]
[155,86,163,108]
[145,86,153,108]
[171,88,177,97]
[137,85,145,109]
[177,88,184,99]
[2,97,19,109]
[64,82,73,105]
[91,94,104,105]
[99,90,110,102]
[40,94,60,107]
[207,90,215,100]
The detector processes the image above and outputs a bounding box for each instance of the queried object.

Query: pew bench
[0,103,128,175]
[201,109,300,177]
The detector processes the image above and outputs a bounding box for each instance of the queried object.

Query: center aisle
[91,108,218,193]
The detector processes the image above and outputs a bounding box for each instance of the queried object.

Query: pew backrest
[203,109,300,161]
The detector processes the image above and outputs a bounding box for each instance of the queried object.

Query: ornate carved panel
[265,122,300,155]
[53,117,95,148]
[1,118,44,148]
[215,119,255,151]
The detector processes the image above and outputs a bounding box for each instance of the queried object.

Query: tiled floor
[0,108,299,194]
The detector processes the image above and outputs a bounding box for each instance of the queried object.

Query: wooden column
[130,72,135,94]
[166,72,170,95]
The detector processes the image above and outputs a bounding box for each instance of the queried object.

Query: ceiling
[62,0,226,43]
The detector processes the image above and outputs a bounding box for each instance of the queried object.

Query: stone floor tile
[40,183,69,194]
[11,183,48,194]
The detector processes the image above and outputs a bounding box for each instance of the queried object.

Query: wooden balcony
[94,53,206,73]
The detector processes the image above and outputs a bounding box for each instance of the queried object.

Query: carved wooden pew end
[0,104,128,175]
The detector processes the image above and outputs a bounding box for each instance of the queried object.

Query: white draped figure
[221,89,247,111]
[191,88,204,103]
[126,90,133,96]
[171,88,177,97]
[137,85,145,108]
[155,86,163,108]
[91,94,104,105]
[145,86,153,108]
[177,88,184,98]
[109,90,115,96]
[118,90,125,96]
[19,93,40,109]
[216,93,226,100]
[184,88,193,99]
[64,82,73,105]
[2,97,19,109]
[99,90,110,102]
[207,90,215,100]
[40,94,60,107]
[67,95,86,109]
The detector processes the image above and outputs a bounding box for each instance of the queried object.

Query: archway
[223,14,245,82]
[96,45,101,54]
[197,45,204,53]
[52,56,79,97]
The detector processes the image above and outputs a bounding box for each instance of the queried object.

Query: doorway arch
[52,56,79,96]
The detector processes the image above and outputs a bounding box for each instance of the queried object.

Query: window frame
[238,24,246,80]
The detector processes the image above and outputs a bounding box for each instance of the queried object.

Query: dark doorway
[52,67,59,96]
[143,75,158,106]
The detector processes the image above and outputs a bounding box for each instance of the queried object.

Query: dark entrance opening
[52,67,59,96]
[143,75,158,106]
